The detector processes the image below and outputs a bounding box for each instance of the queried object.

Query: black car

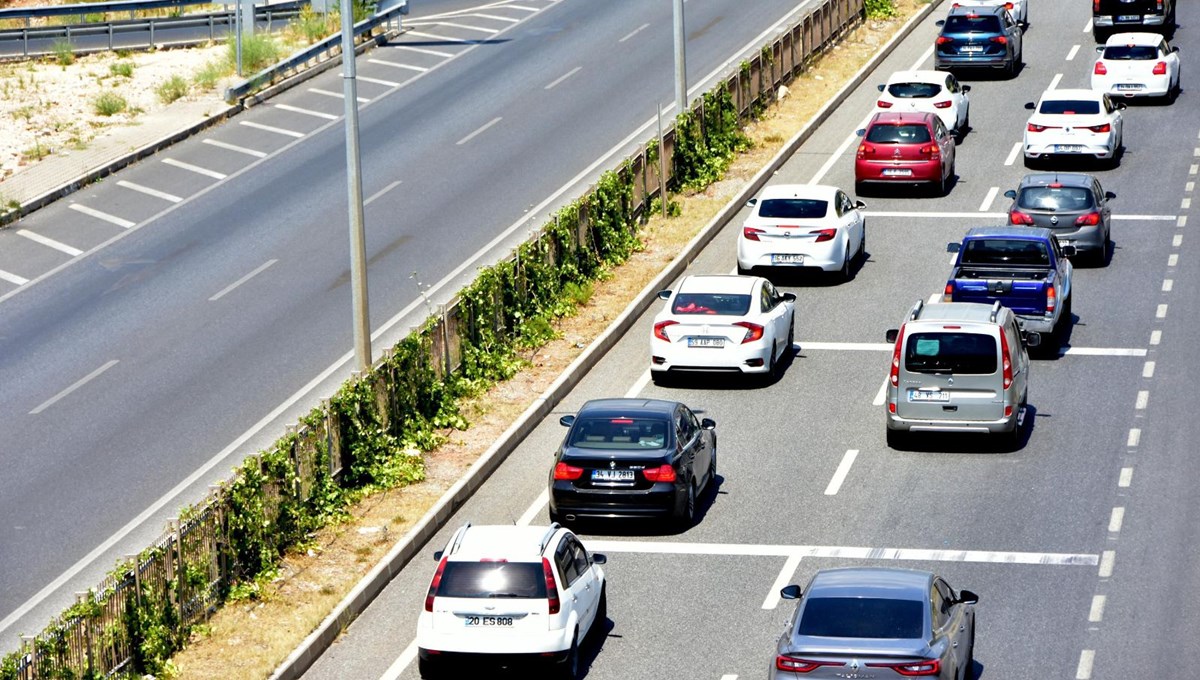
[1004,172,1115,266]
[934,5,1023,78]
[1093,0,1175,43]
[548,398,716,528]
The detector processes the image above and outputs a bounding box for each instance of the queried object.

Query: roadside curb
[268,1,945,678]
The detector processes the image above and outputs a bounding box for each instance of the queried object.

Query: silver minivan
[884,300,1039,450]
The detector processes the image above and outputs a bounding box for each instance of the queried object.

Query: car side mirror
[885,329,899,343]
[1061,244,1077,257]
[947,242,962,253]
[701,417,716,430]
[1116,101,1127,110]
[961,85,971,93]
[1024,331,1042,348]
[559,415,576,427]
[1172,46,1180,53]
[1105,191,1116,200]
[433,550,444,560]
[780,585,802,600]
[1024,102,1036,110]
[1003,189,1017,199]
[591,553,607,565]
[855,128,866,137]
[746,197,758,207]
[958,589,979,605]
[855,200,866,209]
[877,84,885,92]
[782,292,797,303]
[657,290,671,300]
[935,19,945,26]
[1095,46,1105,53]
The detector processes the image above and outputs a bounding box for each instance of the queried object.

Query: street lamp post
[673,0,687,114]
[340,1,371,371]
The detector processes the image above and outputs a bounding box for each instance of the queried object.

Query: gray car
[770,567,978,680]
[1004,172,1115,265]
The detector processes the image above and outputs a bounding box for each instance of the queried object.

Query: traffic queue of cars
[414,2,1181,678]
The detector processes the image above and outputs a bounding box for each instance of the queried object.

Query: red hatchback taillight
[554,462,583,480]
[1094,61,1107,75]
[857,143,875,159]
[867,659,942,676]
[990,35,1008,44]
[933,100,953,109]
[999,327,1013,389]
[734,321,764,344]
[1010,210,1036,225]
[743,226,765,241]
[1075,211,1102,226]
[653,320,678,341]
[889,324,905,387]
[542,557,560,615]
[877,99,893,108]
[1153,61,1168,75]
[775,656,840,673]
[811,228,837,242]
[642,464,677,483]
[1087,123,1111,133]
[919,143,941,159]
[425,556,448,612]
[936,36,953,45]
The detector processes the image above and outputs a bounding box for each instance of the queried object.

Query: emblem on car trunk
[610,460,616,469]
[1050,215,1059,225]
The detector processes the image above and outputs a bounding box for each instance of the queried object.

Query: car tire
[418,657,438,680]
[674,479,697,528]
[787,319,796,358]
[1095,235,1111,267]
[999,407,1023,452]
[591,586,608,640]
[886,428,909,450]
[858,223,867,265]
[737,263,751,276]
[556,632,580,680]
[964,623,977,680]
[855,180,868,196]
[838,244,851,281]
[707,445,718,491]
[1093,27,1109,44]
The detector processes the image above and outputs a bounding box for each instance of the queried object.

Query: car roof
[1039,88,1103,102]
[1017,172,1095,189]
[945,4,1005,17]
[867,111,937,126]
[677,274,759,295]
[884,70,947,85]
[578,397,679,418]
[912,301,1007,324]
[1105,32,1164,46]
[758,183,839,201]
[449,524,560,561]
[807,567,933,601]
[965,225,1054,240]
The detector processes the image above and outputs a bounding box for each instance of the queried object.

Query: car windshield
[437,562,547,599]
[671,292,752,315]
[758,198,828,219]
[887,82,942,98]
[961,238,1051,266]
[1038,99,1101,115]
[1102,45,1158,60]
[905,332,998,375]
[865,124,932,144]
[798,597,925,639]
[568,417,669,450]
[943,14,1001,33]
[1017,186,1094,212]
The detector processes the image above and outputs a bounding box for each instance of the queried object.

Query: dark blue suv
[934,5,1023,78]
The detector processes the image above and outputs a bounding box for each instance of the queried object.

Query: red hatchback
[855,111,956,196]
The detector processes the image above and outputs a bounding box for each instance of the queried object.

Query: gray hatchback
[1004,172,1115,265]
[770,567,978,680]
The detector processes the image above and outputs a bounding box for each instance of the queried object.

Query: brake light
[542,558,560,615]
[877,99,893,108]
[811,228,837,242]
[920,143,940,159]
[775,656,840,673]
[1010,210,1035,225]
[867,659,942,676]
[743,226,765,241]
[936,36,953,45]
[943,282,954,303]
[990,35,1008,45]
[889,324,904,387]
[1093,0,1099,11]
[425,556,448,612]
[642,464,677,483]
[1153,61,1168,75]
[1094,61,1107,75]
[653,320,678,341]
[857,143,875,159]
[1005,2,1014,8]
[1087,123,1111,133]
[999,326,1013,389]
[1046,284,1057,314]
[1027,123,1049,132]
[933,100,953,109]
[553,462,583,480]
[1076,211,1102,226]
[733,321,764,343]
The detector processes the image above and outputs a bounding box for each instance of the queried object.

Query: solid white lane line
[1099,551,1116,577]
[1163,279,1174,292]
[866,210,1005,219]
[823,449,859,496]
[1168,253,1179,267]
[0,269,29,285]
[761,554,803,609]
[1128,428,1141,447]
[117,180,182,203]
[209,259,278,301]
[802,341,892,351]
[1089,595,1107,622]
[583,540,1099,565]
[1060,347,1147,357]
[162,158,227,180]
[1108,507,1125,533]
[240,120,305,138]
[626,370,652,398]
[1143,361,1156,378]
[1077,650,1095,679]
[1150,330,1162,345]
[1111,214,1179,221]
[468,12,520,23]
[405,30,474,44]
[1156,304,1168,319]
[907,44,935,71]
[620,23,650,42]
[388,44,453,58]
[435,21,499,34]
[803,342,1145,356]
[275,103,338,120]
[501,3,538,12]
[720,676,738,680]
[1173,234,1184,247]
[517,489,549,526]
[545,66,581,90]
[1119,468,1133,487]
[309,88,370,103]
[68,203,136,228]
[29,360,119,414]
[456,117,502,145]
[872,376,889,406]
[378,641,418,680]
[1004,141,1022,166]
[979,186,999,212]
[1135,391,1149,410]
[368,59,428,73]
[1049,73,1063,90]
[364,180,402,206]
[16,229,83,256]
[202,138,268,158]
[1066,44,1080,61]
[357,75,400,87]
[810,114,872,184]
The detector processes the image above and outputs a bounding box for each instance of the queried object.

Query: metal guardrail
[0,0,224,21]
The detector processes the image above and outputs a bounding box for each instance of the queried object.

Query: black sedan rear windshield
[1038,100,1101,115]
[961,238,1050,266]
[672,293,752,315]
[1017,186,1094,211]
[798,598,925,639]
[758,198,828,219]
[943,14,1001,33]
[887,82,941,98]
[905,332,998,375]
[438,562,547,599]
[866,124,932,144]
[569,417,669,449]
[1102,45,1158,60]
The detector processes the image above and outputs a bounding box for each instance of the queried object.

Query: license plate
[1115,84,1144,91]
[960,45,984,53]
[687,336,725,347]
[464,616,514,627]
[592,469,636,482]
[1054,145,1085,153]
[908,389,950,403]
[882,168,913,177]
[1116,14,1140,22]
[771,253,805,264]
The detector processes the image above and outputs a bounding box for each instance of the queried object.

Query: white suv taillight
[542,557,561,615]
[425,556,448,612]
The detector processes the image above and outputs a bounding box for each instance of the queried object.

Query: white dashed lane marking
[1168,254,1179,267]
[1127,428,1141,447]
[209,259,278,302]
[1173,234,1183,247]
[1163,279,1174,292]
[1108,507,1125,533]
[1049,73,1063,90]
[823,449,859,496]
[761,554,803,610]
[456,117,502,145]
[979,186,999,212]
[309,88,370,103]
[404,30,476,44]
[1135,391,1149,410]
[545,66,582,90]
[162,158,227,180]
[17,229,83,256]
[1077,650,1096,679]
[68,203,136,228]
[1099,551,1116,578]
[620,22,651,42]
[29,359,119,415]
[275,103,338,120]
[1150,330,1162,345]
[240,120,304,138]
[368,59,429,73]
[1143,361,1155,378]
[202,138,268,158]
[1066,44,1080,61]
[1156,304,1168,319]
[1119,468,1133,487]
[117,180,182,203]
[1089,595,1106,622]
[0,269,29,286]
[357,76,400,87]
[388,44,454,58]
[430,21,500,35]
[1005,142,1022,166]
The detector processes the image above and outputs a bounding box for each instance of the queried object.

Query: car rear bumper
[418,648,571,670]
[855,159,944,184]
[1015,314,1057,334]
[1091,74,1172,97]
[652,338,775,374]
[1047,225,1106,253]
[935,53,1013,69]
[737,239,844,273]
[550,482,683,519]
[887,412,1017,434]
[1093,15,1168,28]
[1024,138,1117,159]
[417,619,573,656]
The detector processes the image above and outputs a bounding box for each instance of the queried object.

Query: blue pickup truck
[945,227,1073,351]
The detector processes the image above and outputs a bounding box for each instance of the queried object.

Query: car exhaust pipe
[565,514,577,522]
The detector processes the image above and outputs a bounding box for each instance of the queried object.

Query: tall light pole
[340,0,371,370]
[672,0,687,114]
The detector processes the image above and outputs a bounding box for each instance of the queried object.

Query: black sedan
[548,398,716,528]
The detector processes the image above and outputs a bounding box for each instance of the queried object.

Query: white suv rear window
[438,562,547,599]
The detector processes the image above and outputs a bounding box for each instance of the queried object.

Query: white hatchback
[417,523,607,679]
[951,0,1026,25]
[736,184,866,280]
[1092,32,1181,102]
[1023,88,1125,167]
[651,274,795,380]
[874,70,972,134]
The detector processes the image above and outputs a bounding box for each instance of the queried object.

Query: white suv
[417,523,608,679]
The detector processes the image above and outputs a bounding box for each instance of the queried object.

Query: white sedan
[650,275,795,381]
[1023,89,1125,168]
[1092,32,1181,102]
[874,70,971,135]
[951,0,1026,26]
[736,184,866,280]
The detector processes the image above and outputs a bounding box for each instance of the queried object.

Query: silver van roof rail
[908,299,924,321]
[989,301,1002,323]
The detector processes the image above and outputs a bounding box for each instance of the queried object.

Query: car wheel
[964,623,977,680]
[1093,27,1109,44]
[418,657,438,680]
[707,445,718,490]
[591,585,608,640]
[999,406,1023,451]
[787,319,796,357]
[737,263,751,276]
[556,632,580,680]
[858,223,867,264]
[885,428,909,450]
[854,180,868,196]
[674,479,697,528]
[763,342,779,383]
[838,244,851,281]
[650,370,670,387]
[1022,154,1036,169]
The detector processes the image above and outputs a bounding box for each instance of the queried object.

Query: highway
[0,0,831,655]
[296,1,1200,679]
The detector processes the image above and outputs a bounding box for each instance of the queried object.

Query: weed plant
[156,74,189,103]
[93,90,127,116]
[109,61,134,78]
